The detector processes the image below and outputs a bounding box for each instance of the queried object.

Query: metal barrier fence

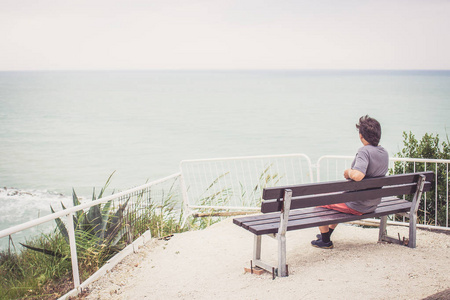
[2,153,449,295]
[0,173,182,292]
[317,155,450,228]
[180,154,313,216]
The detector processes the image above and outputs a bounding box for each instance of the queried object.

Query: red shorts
[320,203,363,216]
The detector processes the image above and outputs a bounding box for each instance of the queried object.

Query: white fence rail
[0,173,182,292]
[317,155,450,228]
[180,153,313,215]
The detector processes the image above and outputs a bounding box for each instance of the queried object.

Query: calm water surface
[1,70,449,236]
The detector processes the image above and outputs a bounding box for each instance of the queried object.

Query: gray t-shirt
[346,145,389,213]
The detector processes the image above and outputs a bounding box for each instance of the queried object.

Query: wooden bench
[233,171,434,277]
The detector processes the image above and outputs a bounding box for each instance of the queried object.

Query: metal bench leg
[408,212,417,248]
[252,235,275,273]
[277,233,287,277]
[277,189,292,277]
[408,174,426,248]
[253,235,262,261]
[378,215,387,243]
[251,189,292,277]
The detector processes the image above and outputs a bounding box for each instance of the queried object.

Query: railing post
[66,212,81,289]
[316,161,321,182]
[180,172,192,228]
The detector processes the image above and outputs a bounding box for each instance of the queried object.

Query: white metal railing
[316,155,450,228]
[0,172,182,292]
[180,153,313,217]
[2,153,449,296]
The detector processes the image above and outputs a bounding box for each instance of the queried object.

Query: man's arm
[344,168,365,181]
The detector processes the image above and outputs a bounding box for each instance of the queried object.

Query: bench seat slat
[248,201,411,235]
[242,208,339,230]
[233,206,328,227]
[235,196,403,227]
[236,197,405,229]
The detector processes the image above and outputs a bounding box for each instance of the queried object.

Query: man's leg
[312,203,361,249]
[311,224,336,249]
[319,224,337,233]
[318,224,337,242]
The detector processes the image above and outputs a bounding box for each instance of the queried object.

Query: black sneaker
[311,239,334,249]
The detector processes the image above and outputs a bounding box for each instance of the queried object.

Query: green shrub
[0,232,71,299]
[393,131,450,226]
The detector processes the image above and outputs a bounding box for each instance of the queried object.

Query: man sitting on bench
[312,115,389,249]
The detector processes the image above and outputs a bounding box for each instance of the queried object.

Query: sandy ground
[83,218,450,300]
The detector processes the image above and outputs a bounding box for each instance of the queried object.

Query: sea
[1,70,450,246]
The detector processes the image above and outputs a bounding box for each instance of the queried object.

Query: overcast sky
[1,0,449,71]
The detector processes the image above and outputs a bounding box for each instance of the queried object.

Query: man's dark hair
[356,115,382,146]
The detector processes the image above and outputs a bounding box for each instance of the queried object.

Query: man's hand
[344,168,351,179]
[344,168,365,181]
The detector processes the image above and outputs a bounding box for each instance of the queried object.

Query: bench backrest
[261,171,434,213]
